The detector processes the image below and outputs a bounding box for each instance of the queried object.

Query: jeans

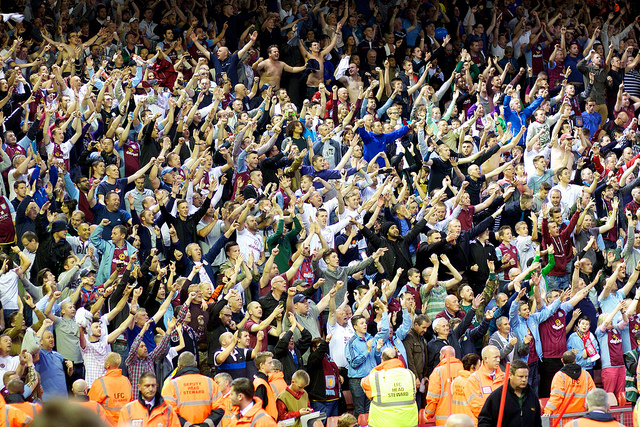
[546,274,570,290]
[528,360,539,396]
[349,377,370,418]
[310,400,339,418]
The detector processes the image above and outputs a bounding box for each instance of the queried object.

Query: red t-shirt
[607,328,624,367]
[111,246,129,274]
[539,309,568,358]
[123,140,141,177]
[245,318,272,352]
[458,206,475,231]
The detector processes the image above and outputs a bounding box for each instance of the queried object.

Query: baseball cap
[51,220,68,234]
[161,166,178,178]
[293,294,308,304]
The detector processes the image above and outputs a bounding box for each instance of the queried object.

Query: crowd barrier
[541,406,634,427]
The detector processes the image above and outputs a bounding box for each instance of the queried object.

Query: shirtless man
[299,23,342,99]
[338,61,378,103]
[254,45,306,89]
[41,28,105,74]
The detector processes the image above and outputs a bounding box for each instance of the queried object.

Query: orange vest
[545,369,596,415]
[253,376,278,420]
[8,401,40,419]
[118,399,180,427]
[425,358,464,426]
[88,369,133,425]
[163,373,223,424]
[0,397,30,427]
[451,370,473,418]
[220,392,234,427]
[567,417,624,427]
[229,398,277,427]
[464,364,504,422]
[74,400,112,426]
[268,372,287,397]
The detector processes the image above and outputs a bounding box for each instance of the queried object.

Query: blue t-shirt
[96,177,128,208]
[127,320,158,352]
[91,203,132,239]
[35,349,67,401]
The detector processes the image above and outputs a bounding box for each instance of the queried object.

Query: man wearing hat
[30,219,73,283]
[355,217,427,285]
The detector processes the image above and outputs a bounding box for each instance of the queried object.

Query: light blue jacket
[90,224,138,285]
[567,331,600,370]
[509,298,561,362]
[346,312,390,379]
[381,309,412,363]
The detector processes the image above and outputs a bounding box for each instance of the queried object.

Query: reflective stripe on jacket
[545,369,595,415]
[426,357,464,425]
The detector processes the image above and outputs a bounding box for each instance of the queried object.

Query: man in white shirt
[551,167,587,209]
[236,200,265,266]
[327,281,375,370]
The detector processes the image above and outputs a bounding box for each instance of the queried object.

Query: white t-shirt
[0,269,20,310]
[327,321,355,369]
[237,228,264,263]
[0,354,19,383]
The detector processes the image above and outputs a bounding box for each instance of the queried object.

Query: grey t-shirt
[54,317,83,363]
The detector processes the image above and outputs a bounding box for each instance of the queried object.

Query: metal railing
[541,407,634,427]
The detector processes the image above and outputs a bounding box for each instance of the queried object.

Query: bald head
[381,347,398,361]
[220,332,233,346]
[481,345,501,370]
[440,346,455,359]
[72,379,88,396]
[444,414,474,427]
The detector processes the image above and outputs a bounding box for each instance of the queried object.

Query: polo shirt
[35,349,67,401]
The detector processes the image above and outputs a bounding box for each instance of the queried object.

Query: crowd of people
[0,0,639,426]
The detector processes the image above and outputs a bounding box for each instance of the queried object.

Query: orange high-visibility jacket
[451,370,474,418]
[0,395,30,427]
[253,376,278,420]
[229,398,278,427]
[74,400,113,426]
[219,392,234,427]
[544,369,595,415]
[464,363,504,422]
[425,357,464,426]
[268,372,287,397]
[163,373,224,424]
[88,368,133,425]
[8,401,40,419]
[567,417,624,427]
[118,397,180,427]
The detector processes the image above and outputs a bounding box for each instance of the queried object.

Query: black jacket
[306,340,341,401]
[426,307,476,376]
[31,212,73,282]
[478,382,542,427]
[361,219,426,278]
[274,329,312,383]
